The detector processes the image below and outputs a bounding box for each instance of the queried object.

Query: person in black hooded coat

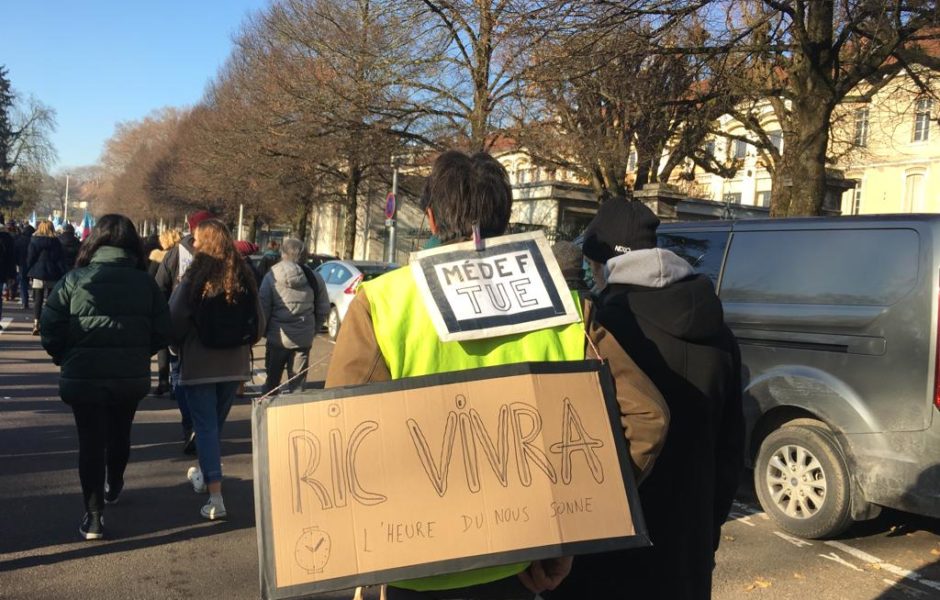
[14,224,34,309]
[26,220,67,334]
[59,223,82,271]
[548,200,744,600]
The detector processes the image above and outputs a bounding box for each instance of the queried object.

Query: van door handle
[730,327,886,356]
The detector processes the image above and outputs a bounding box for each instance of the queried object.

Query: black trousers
[32,282,54,321]
[264,343,311,393]
[71,400,140,513]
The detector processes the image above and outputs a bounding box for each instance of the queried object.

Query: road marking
[819,551,864,571]
[825,541,940,593]
[774,531,813,548]
[884,579,928,599]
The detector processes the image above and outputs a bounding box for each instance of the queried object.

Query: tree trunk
[771,99,832,217]
[342,165,362,259]
[292,201,311,243]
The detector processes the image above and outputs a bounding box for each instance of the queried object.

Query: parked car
[657,215,940,539]
[305,253,338,270]
[315,260,399,340]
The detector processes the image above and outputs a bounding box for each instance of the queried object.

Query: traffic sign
[385,192,396,219]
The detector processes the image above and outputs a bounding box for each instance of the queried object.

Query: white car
[315,260,399,340]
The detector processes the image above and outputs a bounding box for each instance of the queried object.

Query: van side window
[657,231,729,284]
[721,229,919,305]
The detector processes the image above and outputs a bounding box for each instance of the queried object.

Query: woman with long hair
[169,219,263,520]
[26,220,67,334]
[40,214,171,540]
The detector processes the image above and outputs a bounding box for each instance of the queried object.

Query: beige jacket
[325,289,670,482]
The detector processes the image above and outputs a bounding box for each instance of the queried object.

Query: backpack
[193,288,260,349]
[300,264,322,299]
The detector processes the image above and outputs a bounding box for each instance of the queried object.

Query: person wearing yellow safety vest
[325,150,669,600]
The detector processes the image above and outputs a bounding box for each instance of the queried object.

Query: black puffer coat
[26,235,67,282]
[0,231,15,279]
[40,246,171,404]
[550,254,744,600]
[58,231,81,271]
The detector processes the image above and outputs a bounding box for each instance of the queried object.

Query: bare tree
[519,19,737,201]
[0,65,57,211]
[703,0,940,216]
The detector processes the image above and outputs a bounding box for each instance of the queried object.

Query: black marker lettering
[485,282,511,312]
[462,262,479,280]
[289,430,333,513]
[408,413,457,497]
[510,403,557,485]
[442,265,463,285]
[459,412,481,493]
[494,257,511,277]
[549,398,605,484]
[455,285,484,314]
[469,406,510,487]
[510,278,538,308]
[347,421,386,505]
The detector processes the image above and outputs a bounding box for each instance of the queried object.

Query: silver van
[658,215,940,538]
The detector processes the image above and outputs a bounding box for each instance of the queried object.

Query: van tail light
[344,274,363,295]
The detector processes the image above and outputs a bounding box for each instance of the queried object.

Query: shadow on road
[0,476,256,570]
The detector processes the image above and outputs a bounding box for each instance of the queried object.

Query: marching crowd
[4,149,744,600]
[3,211,329,535]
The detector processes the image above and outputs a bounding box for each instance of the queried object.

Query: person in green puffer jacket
[40,214,171,541]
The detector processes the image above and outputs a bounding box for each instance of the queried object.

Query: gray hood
[606,248,695,288]
[271,260,308,290]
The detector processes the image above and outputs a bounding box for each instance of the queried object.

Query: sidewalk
[0,303,343,600]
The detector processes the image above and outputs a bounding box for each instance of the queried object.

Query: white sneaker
[186,466,207,494]
[200,498,227,520]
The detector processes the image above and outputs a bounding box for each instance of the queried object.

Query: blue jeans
[183,381,239,484]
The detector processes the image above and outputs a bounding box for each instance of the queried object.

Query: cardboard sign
[253,361,649,599]
[410,231,580,342]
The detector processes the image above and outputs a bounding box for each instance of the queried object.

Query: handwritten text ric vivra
[288,394,606,515]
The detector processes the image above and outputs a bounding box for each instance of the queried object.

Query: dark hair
[75,214,146,270]
[420,150,512,243]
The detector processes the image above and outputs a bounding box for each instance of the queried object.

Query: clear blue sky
[1,0,269,170]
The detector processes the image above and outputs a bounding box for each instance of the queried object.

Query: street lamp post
[385,162,398,263]
[62,173,70,224]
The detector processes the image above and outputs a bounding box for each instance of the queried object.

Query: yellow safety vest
[363,265,584,592]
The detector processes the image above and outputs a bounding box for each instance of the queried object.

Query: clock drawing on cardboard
[295,526,332,574]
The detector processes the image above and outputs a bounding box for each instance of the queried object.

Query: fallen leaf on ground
[745,578,772,591]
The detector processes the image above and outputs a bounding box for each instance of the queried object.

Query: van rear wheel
[754,425,853,539]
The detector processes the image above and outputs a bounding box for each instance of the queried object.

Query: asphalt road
[1,302,938,600]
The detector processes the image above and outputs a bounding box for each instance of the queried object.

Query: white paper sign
[410,231,580,342]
